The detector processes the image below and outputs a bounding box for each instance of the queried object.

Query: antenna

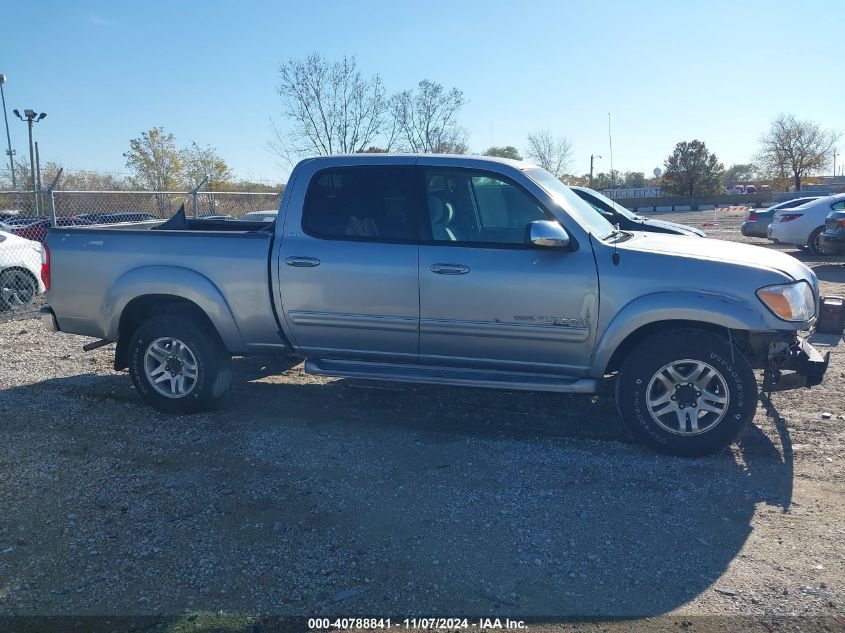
[608,113,614,187]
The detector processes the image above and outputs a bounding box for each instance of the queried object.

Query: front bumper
[762,336,829,392]
[819,232,845,255]
[39,305,60,332]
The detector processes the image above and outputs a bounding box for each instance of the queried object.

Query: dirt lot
[0,209,844,631]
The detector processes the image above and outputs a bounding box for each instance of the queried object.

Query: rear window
[302,166,420,242]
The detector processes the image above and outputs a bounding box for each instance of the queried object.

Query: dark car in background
[740,197,821,238]
[72,212,158,224]
[570,186,705,236]
[820,210,845,255]
[0,216,93,242]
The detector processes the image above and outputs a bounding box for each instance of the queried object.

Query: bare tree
[525,130,572,177]
[272,53,388,159]
[758,114,840,191]
[389,80,467,153]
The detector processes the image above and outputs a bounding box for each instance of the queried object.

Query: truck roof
[293,153,538,171]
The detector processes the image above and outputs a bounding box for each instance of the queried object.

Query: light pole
[12,108,46,213]
[0,74,15,190]
[590,154,602,184]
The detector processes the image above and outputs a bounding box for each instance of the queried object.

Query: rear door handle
[285,256,321,267]
[430,263,470,275]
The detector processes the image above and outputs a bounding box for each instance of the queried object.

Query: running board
[304,358,597,393]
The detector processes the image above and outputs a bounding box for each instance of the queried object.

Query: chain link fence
[0,188,281,323]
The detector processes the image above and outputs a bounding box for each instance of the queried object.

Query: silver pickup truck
[41,155,829,456]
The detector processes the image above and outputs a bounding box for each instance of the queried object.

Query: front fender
[102,265,244,351]
[589,290,787,377]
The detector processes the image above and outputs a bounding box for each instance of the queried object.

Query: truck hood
[633,217,706,237]
[620,232,815,283]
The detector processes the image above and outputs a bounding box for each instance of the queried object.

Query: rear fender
[103,266,244,351]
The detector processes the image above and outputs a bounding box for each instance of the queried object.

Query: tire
[127,315,231,414]
[0,268,39,312]
[807,227,830,256]
[615,329,758,457]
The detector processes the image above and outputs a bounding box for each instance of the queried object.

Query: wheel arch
[113,293,233,370]
[602,319,729,376]
[591,291,780,377]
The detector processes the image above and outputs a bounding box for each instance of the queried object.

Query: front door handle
[430,263,470,275]
[285,256,321,267]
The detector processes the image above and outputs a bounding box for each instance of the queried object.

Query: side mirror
[527,220,571,249]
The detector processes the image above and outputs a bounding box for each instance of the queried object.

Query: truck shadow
[0,365,794,618]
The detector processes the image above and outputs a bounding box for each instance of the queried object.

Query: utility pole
[13,109,47,214]
[834,149,838,180]
[590,154,602,184]
[0,74,15,189]
[34,141,42,192]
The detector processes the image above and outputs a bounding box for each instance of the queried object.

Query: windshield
[525,168,615,239]
[578,187,638,220]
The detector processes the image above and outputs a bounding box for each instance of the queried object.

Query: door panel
[278,165,422,361]
[419,167,599,373]
[419,245,598,373]
[280,239,419,359]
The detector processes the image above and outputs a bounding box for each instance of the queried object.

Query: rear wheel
[0,268,39,311]
[615,329,758,457]
[808,227,831,256]
[127,315,231,413]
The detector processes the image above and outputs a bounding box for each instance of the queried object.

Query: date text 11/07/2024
[307,617,527,630]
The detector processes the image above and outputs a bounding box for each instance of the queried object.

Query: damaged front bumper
[763,336,830,392]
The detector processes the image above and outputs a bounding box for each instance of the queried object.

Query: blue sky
[2,0,843,184]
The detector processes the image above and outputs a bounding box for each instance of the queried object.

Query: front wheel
[127,315,231,414]
[808,227,831,256]
[615,329,758,457]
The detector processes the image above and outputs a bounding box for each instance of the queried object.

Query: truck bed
[46,222,283,352]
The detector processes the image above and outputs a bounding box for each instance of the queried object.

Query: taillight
[41,243,50,291]
[747,211,758,221]
[779,213,803,223]
[838,218,845,229]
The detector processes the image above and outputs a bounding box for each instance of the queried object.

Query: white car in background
[238,209,278,222]
[768,193,845,255]
[0,229,45,311]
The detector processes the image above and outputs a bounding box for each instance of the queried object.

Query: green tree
[722,163,757,186]
[180,142,233,189]
[483,146,523,160]
[622,171,645,188]
[661,140,724,197]
[591,170,621,190]
[124,127,182,191]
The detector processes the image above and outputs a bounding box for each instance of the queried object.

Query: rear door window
[303,166,421,242]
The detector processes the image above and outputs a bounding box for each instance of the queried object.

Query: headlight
[757,281,816,321]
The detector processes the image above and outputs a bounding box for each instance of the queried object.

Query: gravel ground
[0,210,844,632]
